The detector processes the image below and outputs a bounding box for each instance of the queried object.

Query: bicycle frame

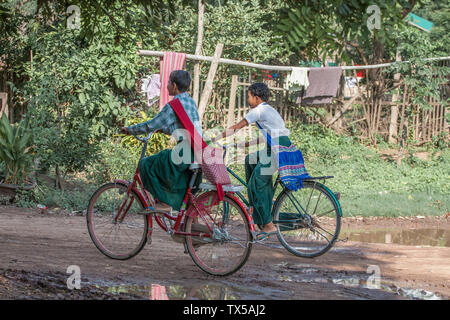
[112,132,256,242]
[225,165,310,222]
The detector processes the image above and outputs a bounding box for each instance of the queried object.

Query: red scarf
[168,98,226,200]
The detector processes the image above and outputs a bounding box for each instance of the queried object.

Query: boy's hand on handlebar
[120,127,130,135]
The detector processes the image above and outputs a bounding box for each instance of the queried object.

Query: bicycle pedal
[151,211,167,217]
[138,207,155,215]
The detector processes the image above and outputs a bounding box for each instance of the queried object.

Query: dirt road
[1,205,449,300]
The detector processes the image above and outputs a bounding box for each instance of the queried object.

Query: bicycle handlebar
[133,131,153,143]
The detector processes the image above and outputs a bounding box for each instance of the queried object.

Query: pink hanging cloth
[159,52,187,110]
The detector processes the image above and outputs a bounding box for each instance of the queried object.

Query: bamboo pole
[198,43,223,119]
[432,97,436,138]
[388,47,402,143]
[192,0,204,105]
[138,50,450,71]
[227,75,239,129]
[415,106,419,141]
[326,94,359,127]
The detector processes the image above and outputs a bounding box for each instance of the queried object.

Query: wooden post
[326,94,359,127]
[388,47,402,143]
[0,92,8,119]
[198,43,224,120]
[227,75,239,128]
[192,0,204,105]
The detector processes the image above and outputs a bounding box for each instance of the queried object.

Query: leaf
[79,92,86,104]
[126,78,135,89]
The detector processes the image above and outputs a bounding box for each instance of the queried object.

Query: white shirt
[244,102,290,138]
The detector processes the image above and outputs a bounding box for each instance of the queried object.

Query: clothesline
[138,50,450,72]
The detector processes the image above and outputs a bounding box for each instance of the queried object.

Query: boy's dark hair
[248,82,270,102]
[169,70,191,92]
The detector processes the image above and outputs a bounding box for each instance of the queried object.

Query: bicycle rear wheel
[272,181,341,258]
[184,192,252,276]
[87,182,148,260]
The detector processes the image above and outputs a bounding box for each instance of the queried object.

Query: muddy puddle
[95,270,444,300]
[0,267,445,300]
[90,279,286,300]
[272,262,445,300]
[340,228,450,247]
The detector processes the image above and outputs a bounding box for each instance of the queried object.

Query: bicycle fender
[113,179,149,209]
[225,193,256,232]
[315,182,343,217]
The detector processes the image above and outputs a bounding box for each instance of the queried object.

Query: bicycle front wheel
[272,181,341,258]
[87,182,148,260]
[184,192,252,276]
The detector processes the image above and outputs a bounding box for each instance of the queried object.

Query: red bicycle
[86,132,255,276]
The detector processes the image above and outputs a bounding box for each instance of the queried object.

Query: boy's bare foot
[260,222,277,234]
[153,202,173,212]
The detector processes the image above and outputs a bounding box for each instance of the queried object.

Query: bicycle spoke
[311,191,322,215]
[314,208,335,218]
[309,227,331,244]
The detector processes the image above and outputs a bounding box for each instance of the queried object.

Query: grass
[340,192,449,217]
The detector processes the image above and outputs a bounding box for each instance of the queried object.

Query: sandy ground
[0,205,449,300]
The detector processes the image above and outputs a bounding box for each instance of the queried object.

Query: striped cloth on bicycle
[256,122,310,191]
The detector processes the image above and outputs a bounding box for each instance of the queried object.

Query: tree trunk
[192,0,204,105]
[388,47,402,144]
[55,164,64,191]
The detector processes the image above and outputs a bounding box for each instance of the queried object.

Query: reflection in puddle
[273,263,444,300]
[104,283,238,300]
[97,276,444,300]
[331,277,442,300]
[96,281,279,300]
[340,228,450,247]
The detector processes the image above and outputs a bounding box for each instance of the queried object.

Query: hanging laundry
[354,65,365,79]
[159,52,187,110]
[345,76,358,88]
[299,67,342,105]
[141,74,161,107]
[284,67,309,91]
[343,76,359,98]
[261,69,273,80]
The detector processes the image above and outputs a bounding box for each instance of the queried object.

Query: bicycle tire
[272,181,341,258]
[184,192,252,276]
[87,182,149,260]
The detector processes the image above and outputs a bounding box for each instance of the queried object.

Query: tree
[19,19,140,189]
[277,0,427,144]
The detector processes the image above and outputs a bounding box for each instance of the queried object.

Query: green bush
[0,114,33,184]
[86,138,139,185]
[15,180,98,211]
[120,111,172,156]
